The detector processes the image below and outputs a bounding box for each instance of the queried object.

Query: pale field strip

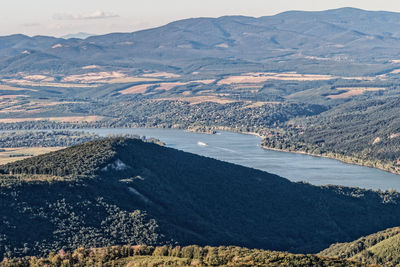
[107,77,160,84]
[0,95,28,99]
[119,80,216,95]
[390,69,400,74]
[62,71,160,84]
[0,85,38,92]
[119,84,152,94]
[2,79,98,88]
[141,72,181,78]
[190,79,215,84]
[181,91,192,96]
[0,115,105,123]
[51,43,63,49]
[0,147,63,165]
[81,65,101,70]
[23,75,54,82]
[217,72,378,85]
[62,72,122,82]
[390,133,400,139]
[327,87,386,99]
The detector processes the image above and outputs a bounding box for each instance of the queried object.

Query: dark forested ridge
[1,245,367,267]
[2,138,400,259]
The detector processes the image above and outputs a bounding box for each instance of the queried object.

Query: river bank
[178,125,400,176]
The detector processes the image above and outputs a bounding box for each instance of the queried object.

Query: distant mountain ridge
[1,8,400,75]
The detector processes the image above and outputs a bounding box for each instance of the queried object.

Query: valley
[2,7,400,266]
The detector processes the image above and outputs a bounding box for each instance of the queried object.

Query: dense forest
[2,138,400,259]
[262,97,400,174]
[0,100,326,133]
[1,245,366,267]
[0,131,100,148]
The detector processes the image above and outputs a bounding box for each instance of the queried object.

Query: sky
[2,0,400,37]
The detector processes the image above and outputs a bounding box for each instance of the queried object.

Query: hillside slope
[320,226,400,266]
[2,138,400,258]
[1,245,367,267]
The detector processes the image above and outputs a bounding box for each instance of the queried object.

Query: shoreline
[1,124,399,176]
[177,125,400,176]
[260,144,400,176]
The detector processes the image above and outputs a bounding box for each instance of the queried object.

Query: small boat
[197,141,207,147]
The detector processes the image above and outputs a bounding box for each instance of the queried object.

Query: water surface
[82,128,400,191]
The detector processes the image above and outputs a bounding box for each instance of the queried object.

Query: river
[79,127,400,191]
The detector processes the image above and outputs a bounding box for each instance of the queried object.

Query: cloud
[53,11,119,20]
[22,23,41,27]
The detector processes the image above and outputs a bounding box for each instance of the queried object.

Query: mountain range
[1,8,400,76]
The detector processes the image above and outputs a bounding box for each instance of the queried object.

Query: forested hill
[2,138,400,258]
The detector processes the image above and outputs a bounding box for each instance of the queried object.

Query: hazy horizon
[3,0,400,37]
